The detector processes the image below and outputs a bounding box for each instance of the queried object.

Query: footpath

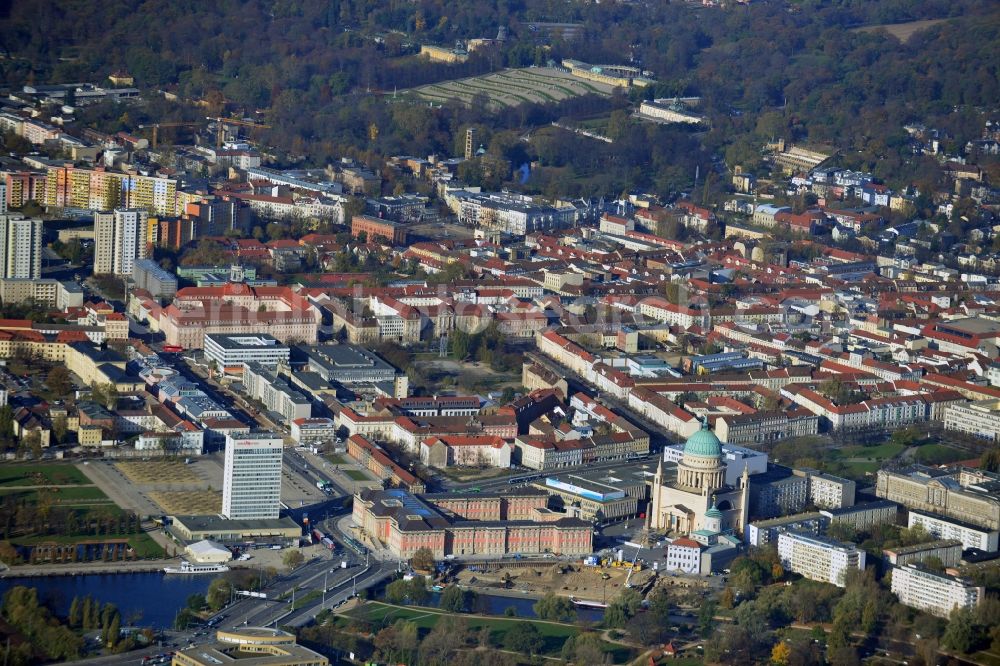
[0,557,181,578]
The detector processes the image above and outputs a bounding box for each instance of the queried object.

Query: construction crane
[207,116,272,148]
[137,121,203,148]
[624,548,641,588]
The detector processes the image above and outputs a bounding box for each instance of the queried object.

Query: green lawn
[129,532,165,558]
[14,530,164,558]
[0,486,115,507]
[342,601,629,658]
[438,467,517,483]
[971,650,1000,666]
[0,464,90,487]
[839,461,882,477]
[324,454,349,465]
[291,590,322,610]
[834,443,905,460]
[343,470,371,481]
[912,443,966,465]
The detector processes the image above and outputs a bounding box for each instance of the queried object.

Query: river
[0,572,217,628]
[0,572,605,630]
[418,590,605,623]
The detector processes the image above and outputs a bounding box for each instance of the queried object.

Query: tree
[51,417,68,445]
[942,607,978,653]
[439,585,466,612]
[186,593,207,611]
[410,547,435,572]
[698,599,717,637]
[503,622,543,655]
[451,328,470,360]
[107,612,120,647]
[174,608,196,630]
[604,588,643,628]
[206,578,233,611]
[627,610,670,646]
[46,366,72,398]
[561,632,607,665]
[890,426,921,448]
[418,615,469,664]
[533,592,576,622]
[68,595,82,628]
[385,577,429,605]
[282,549,305,569]
[81,595,94,629]
[0,405,13,446]
[771,641,791,665]
[981,447,1000,473]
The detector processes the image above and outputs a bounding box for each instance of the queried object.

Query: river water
[0,573,604,630]
[420,590,605,623]
[0,572,216,628]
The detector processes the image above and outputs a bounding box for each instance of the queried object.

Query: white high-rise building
[0,182,7,214]
[0,215,42,280]
[94,208,148,275]
[221,432,283,520]
[891,564,983,617]
[777,530,866,587]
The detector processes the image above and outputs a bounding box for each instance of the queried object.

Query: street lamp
[322,569,334,607]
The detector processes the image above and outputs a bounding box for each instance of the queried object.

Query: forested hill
[0,0,997,194]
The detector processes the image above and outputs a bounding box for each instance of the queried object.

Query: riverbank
[454,560,652,605]
[0,558,181,578]
[0,570,217,628]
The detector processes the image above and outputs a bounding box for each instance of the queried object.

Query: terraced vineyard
[410,66,615,109]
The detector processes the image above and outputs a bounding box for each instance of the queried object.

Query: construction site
[444,550,711,606]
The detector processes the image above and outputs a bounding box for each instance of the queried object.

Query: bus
[162,344,184,353]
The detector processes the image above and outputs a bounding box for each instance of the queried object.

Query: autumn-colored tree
[771,641,791,665]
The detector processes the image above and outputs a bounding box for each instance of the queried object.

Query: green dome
[684,420,722,458]
[705,502,723,520]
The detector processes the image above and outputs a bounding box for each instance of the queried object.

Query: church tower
[738,463,751,533]
[704,497,723,534]
[650,457,664,530]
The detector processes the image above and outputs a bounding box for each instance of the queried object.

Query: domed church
[649,420,749,536]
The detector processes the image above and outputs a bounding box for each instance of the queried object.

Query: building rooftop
[170,514,299,533]
[781,530,858,551]
[175,626,328,666]
[749,512,824,529]
[297,344,397,374]
[820,500,898,517]
[424,487,547,501]
[883,539,963,556]
[206,333,289,350]
[935,317,1000,336]
[226,431,283,443]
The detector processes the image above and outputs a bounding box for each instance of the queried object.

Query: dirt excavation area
[454,561,659,602]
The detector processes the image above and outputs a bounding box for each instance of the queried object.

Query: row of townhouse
[782,385,961,430]
[337,407,518,455]
[346,434,425,493]
[419,435,513,469]
[535,327,814,445]
[628,387,701,440]
[325,293,505,345]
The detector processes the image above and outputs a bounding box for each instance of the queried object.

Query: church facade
[650,421,750,537]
